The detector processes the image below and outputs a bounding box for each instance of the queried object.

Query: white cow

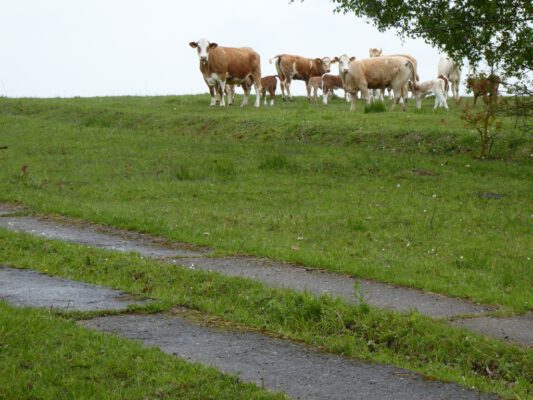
[337,54,416,111]
[409,76,449,110]
[437,57,461,100]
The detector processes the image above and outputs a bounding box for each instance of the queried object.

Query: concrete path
[1,203,531,347]
[0,266,146,311]
[81,313,498,400]
[0,264,498,399]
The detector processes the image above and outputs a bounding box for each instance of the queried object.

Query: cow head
[335,55,356,74]
[316,57,333,73]
[189,38,218,63]
[368,48,382,58]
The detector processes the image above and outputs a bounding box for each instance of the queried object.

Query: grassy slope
[0,95,532,312]
[1,229,531,399]
[0,301,285,400]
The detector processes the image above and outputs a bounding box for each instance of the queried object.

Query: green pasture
[0,94,532,312]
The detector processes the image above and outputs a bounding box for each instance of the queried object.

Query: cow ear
[350,57,356,61]
[209,42,218,49]
[333,57,339,62]
[189,42,198,48]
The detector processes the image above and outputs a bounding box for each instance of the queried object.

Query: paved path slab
[452,314,533,347]
[1,203,531,346]
[0,266,146,311]
[0,209,489,318]
[81,313,498,400]
[180,256,490,318]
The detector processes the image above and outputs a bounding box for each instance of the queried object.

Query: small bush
[259,154,291,170]
[364,101,387,113]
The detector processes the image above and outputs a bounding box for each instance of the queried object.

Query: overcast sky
[0,0,455,98]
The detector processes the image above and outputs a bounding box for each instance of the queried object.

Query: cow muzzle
[200,56,208,63]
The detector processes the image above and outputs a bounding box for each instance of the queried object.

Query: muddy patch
[0,266,147,311]
[80,313,498,400]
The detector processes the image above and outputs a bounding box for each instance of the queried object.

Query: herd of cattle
[189,38,497,111]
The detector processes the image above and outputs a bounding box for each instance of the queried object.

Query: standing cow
[189,38,262,107]
[466,74,500,107]
[337,54,416,111]
[437,57,461,100]
[269,54,334,101]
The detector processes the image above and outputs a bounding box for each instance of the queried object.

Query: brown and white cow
[269,54,334,101]
[321,74,346,105]
[437,57,461,100]
[231,75,278,106]
[466,74,500,107]
[337,54,416,111]
[189,38,262,107]
[260,75,278,106]
[307,76,323,102]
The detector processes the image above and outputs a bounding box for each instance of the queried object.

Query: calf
[409,75,449,110]
[270,54,334,101]
[260,75,278,106]
[337,54,415,111]
[189,38,262,107]
[321,74,345,104]
[437,57,461,100]
[466,74,500,107]
[307,76,323,102]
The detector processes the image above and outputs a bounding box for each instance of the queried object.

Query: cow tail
[438,74,449,93]
[269,56,283,78]
[406,61,416,86]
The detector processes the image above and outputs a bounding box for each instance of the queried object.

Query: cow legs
[452,81,459,101]
[225,84,236,106]
[305,79,312,101]
[349,91,357,111]
[207,84,217,106]
[434,90,448,110]
[253,76,261,108]
[279,79,287,101]
[218,81,226,107]
[284,79,293,101]
[241,85,250,107]
[269,89,275,106]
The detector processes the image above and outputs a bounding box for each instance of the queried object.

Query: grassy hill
[0,94,532,311]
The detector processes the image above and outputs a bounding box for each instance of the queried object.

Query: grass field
[1,94,531,311]
[1,94,532,399]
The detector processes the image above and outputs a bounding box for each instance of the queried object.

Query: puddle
[0,266,147,311]
[81,313,498,400]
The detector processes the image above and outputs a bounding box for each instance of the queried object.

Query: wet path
[0,266,146,311]
[1,203,531,347]
[0,263,499,399]
[81,313,498,400]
